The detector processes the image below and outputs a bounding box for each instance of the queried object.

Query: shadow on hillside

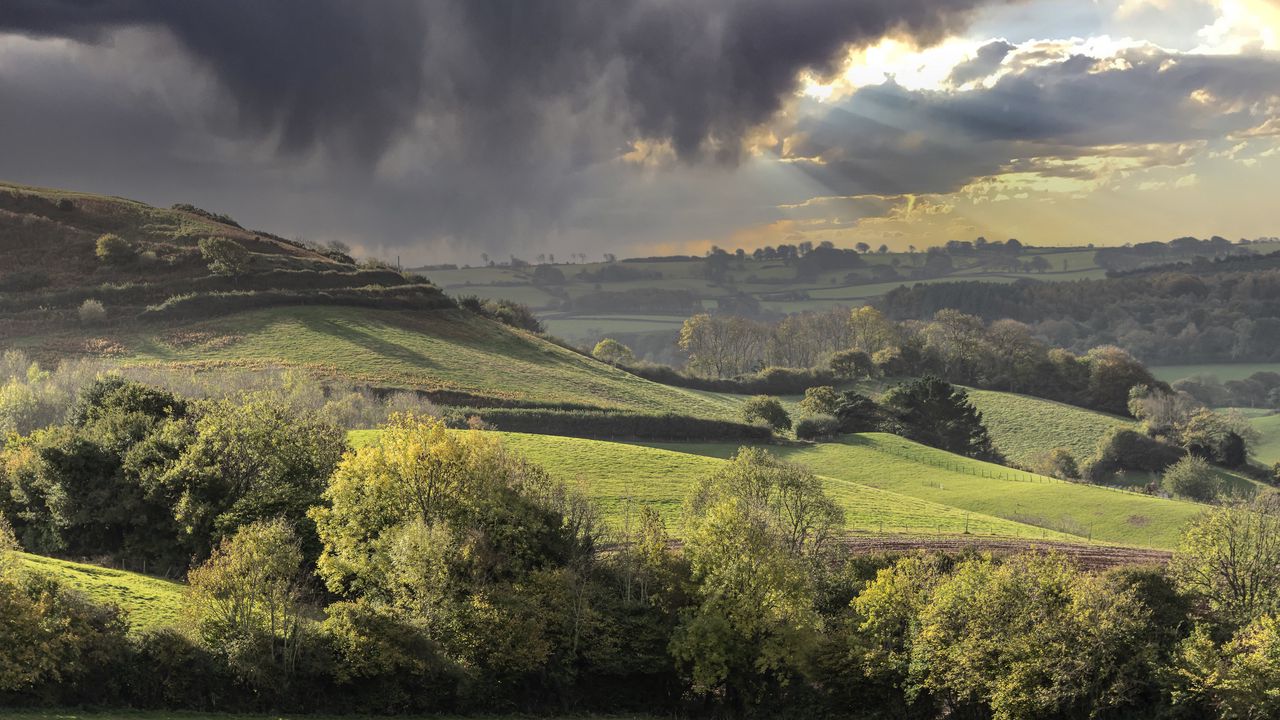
[300,314,439,370]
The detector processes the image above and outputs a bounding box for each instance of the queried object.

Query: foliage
[198,237,250,276]
[457,295,545,333]
[446,406,772,441]
[591,338,635,366]
[673,448,839,707]
[95,234,135,265]
[1170,501,1280,629]
[834,390,882,433]
[1027,447,1080,480]
[741,395,792,431]
[185,519,307,688]
[830,348,873,379]
[795,414,842,441]
[880,376,1000,461]
[1170,615,1280,719]
[798,385,840,416]
[1086,426,1186,482]
[78,298,106,324]
[1163,456,1222,502]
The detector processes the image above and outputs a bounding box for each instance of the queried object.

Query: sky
[0,0,1278,265]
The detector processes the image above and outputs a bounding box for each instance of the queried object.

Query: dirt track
[834,534,1172,570]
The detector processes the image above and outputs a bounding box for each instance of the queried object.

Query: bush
[592,338,635,366]
[795,414,841,441]
[1088,427,1184,481]
[1029,448,1080,480]
[445,407,771,441]
[95,234,135,265]
[741,395,791,431]
[798,386,840,416]
[1163,455,1221,502]
[198,237,250,276]
[829,349,873,379]
[77,298,106,324]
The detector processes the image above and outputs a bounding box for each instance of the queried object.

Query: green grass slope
[19,552,184,631]
[1251,413,1280,465]
[647,433,1207,549]
[965,389,1135,465]
[1150,363,1280,383]
[13,305,744,418]
[349,430,1066,540]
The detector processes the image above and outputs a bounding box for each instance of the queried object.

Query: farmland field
[645,433,1208,549]
[349,429,1070,540]
[1251,412,1280,464]
[18,553,184,631]
[966,389,1135,465]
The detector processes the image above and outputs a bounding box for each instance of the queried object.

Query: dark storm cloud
[2,0,1008,164]
[947,40,1014,85]
[784,47,1280,197]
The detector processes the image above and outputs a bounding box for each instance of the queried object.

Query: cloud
[947,39,1014,85]
[780,44,1280,198]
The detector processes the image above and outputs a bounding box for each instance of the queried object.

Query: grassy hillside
[647,433,1207,549]
[1252,413,1280,464]
[349,429,1068,540]
[9,305,745,418]
[19,552,184,631]
[966,388,1135,465]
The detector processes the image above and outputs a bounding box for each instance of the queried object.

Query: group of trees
[677,306,1161,416]
[878,263,1280,365]
[3,400,1279,718]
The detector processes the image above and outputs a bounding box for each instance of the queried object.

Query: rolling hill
[18,552,184,632]
[646,433,1208,549]
[353,429,1203,549]
[965,388,1136,466]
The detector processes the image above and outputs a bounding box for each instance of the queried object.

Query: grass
[1150,363,1280,383]
[965,389,1136,465]
[644,433,1207,549]
[15,305,744,419]
[18,552,184,632]
[348,430,1066,540]
[1251,412,1280,464]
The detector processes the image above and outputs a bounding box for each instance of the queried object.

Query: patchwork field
[19,552,184,631]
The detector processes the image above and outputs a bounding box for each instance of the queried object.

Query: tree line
[668,306,1162,416]
[1,390,1278,718]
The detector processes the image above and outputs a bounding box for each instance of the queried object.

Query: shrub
[446,407,771,442]
[198,237,250,276]
[798,385,839,416]
[1162,455,1221,502]
[741,395,791,431]
[78,298,106,324]
[829,349,873,379]
[94,234,135,265]
[1029,448,1080,480]
[1087,427,1184,481]
[592,338,635,366]
[795,414,841,441]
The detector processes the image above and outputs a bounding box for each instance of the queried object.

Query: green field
[645,434,1207,549]
[966,389,1135,465]
[349,429,1068,540]
[1251,413,1280,464]
[13,306,742,419]
[18,553,184,631]
[1150,363,1280,383]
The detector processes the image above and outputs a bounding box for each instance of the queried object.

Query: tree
[880,376,1000,461]
[847,306,896,355]
[95,234,134,265]
[185,518,307,684]
[673,449,840,708]
[833,391,882,433]
[198,237,250,276]
[1170,615,1280,719]
[591,338,635,367]
[829,349,873,379]
[855,242,871,253]
[907,553,1151,720]
[1163,456,1221,503]
[741,395,791,431]
[1029,448,1080,480]
[1170,501,1280,629]
[679,314,765,378]
[531,264,565,285]
[1084,346,1162,416]
[798,386,840,416]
